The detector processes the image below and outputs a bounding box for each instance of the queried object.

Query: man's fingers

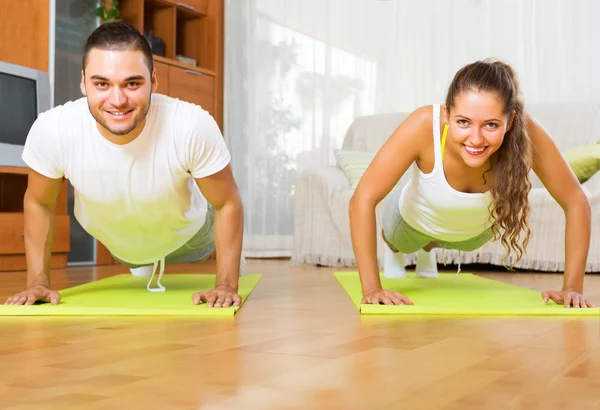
[213,294,226,308]
[42,292,52,303]
[4,290,60,306]
[193,291,241,308]
[8,295,25,305]
[221,294,234,308]
[192,292,207,305]
[42,291,60,305]
[206,293,219,307]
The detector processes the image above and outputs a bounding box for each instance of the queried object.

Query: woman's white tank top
[398,104,494,241]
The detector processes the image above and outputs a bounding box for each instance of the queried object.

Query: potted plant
[95,0,121,23]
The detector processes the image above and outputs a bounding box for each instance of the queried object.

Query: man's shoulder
[29,97,89,136]
[152,94,211,121]
[36,97,88,126]
[45,97,88,115]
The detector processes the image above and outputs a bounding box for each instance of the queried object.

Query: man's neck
[96,119,146,145]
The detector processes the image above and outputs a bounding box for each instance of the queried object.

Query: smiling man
[5,22,244,308]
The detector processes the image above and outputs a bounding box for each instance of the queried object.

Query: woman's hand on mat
[542,289,595,308]
[361,288,413,305]
[4,285,61,305]
[192,285,241,308]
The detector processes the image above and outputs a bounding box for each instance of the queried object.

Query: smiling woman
[349,58,594,309]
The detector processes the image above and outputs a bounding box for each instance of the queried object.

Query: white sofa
[292,103,600,272]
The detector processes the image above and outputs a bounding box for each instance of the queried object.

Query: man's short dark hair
[82,22,153,75]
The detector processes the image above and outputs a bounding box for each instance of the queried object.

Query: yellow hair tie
[441,124,448,160]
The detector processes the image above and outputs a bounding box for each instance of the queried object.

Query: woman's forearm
[349,196,382,294]
[562,196,591,293]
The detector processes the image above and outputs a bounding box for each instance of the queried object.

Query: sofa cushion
[334,149,376,189]
[563,142,600,183]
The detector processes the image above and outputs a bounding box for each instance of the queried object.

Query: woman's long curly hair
[445,59,532,268]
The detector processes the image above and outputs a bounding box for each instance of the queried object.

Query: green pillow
[334,149,376,189]
[563,143,600,183]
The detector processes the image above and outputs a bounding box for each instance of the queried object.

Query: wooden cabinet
[154,60,170,94]
[0,215,70,255]
[0,167,70,271]
[168,65,215,115]
[0,0,49,72]
[153,58,216,117]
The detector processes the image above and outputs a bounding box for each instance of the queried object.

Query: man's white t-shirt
[22,94,231,265]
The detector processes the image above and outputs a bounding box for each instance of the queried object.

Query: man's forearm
[24,196,56,289]
[213,199,244,290]
[562,199,591,293]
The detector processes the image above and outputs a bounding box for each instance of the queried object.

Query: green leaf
[94,7,106,19]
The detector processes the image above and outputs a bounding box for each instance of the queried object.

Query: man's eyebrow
[123,75,145,82]
[89,75,109,81]
[88,75,146,82]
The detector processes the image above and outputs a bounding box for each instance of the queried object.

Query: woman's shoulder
[401,104,435,140]
[410,104,435,122]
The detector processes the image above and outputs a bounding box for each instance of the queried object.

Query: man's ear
[151,68,158,94]
[80,70,87,96]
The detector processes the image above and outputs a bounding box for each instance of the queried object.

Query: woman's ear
[506,110,516,132]
[442,104,450,125]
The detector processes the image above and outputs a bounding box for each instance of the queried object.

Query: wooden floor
[0,260,599,410]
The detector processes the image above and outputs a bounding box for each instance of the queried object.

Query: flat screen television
[0,60,51,167]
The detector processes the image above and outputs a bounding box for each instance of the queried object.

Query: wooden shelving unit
[117,0,224,127]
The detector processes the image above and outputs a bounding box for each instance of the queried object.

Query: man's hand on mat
[361,288,414,305]
[4,285,61,305]
[192,284,241,308]
[542,289,595,308]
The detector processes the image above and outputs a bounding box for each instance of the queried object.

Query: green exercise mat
[334,271,599,316]
[0,273,262,316]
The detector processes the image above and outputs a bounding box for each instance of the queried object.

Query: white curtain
[224,0,600,257]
